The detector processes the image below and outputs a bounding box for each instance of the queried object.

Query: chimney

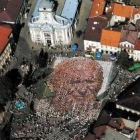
[92,27,95,30]
[122,3,125,6]
[93,21,98,25]
[96,11,99,14]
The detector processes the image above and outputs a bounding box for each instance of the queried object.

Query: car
[134,74,140,80]
[84,51,94,59]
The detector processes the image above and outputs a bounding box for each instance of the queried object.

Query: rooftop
[89,0,106,18]
[120,30,138,45]
[39,0,53,9]
[0,0,23,23]
[32,0,54,18]
[0,25,12,55]
[117,78,140,112]
[102,126,131,140]
[111,3,134,18]
[100,29,121,47]
[84,16,108,41]
[61,0,78,21]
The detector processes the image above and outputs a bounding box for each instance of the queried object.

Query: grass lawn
[43,84,54,98]
[31,78,54,99]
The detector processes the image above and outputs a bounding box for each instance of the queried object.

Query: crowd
[108,68,134,101]
[10,54,104,140]
[47,57,103,120]
[11,106,89,140]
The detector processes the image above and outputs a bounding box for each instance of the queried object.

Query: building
[89,0,106,18]
[0,0,27,24]
[84,1,140,61]
[28,0,78,47]
[116,77,140,115]
[109,3,134,26]
[0,25,13,71]
[84,16,109,52]
[107,3,140,25]
[100,28,121,54]
[84,101,140,140]
[134,39,140,61]
[112,0,140,6]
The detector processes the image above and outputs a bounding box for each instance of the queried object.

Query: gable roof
[124,24,136,31]
[117,96,140,112]
[103,126,131,140]
[111,3,134,18]
[89,0,106,18]
[117,78,140,112]
[0,0,23,23]
[100,29,121,47]
[61,0,78,21]
[120,30,138,45]
[84,16,108,42]
[0,25,12,55]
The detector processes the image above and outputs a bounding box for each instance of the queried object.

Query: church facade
[28,0,78,47]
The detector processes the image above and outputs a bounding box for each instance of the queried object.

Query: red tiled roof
[135,39,140,50]
[0,25,12,55]
[89,0,106,18]
[111,3,134,18]
[0,0,23,22]
[100,29,121,47]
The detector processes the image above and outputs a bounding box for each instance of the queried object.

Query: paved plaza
[6,0,140,140]
[97,61,113,96]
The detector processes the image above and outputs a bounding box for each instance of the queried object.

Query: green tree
[117,49,133,69]
[0,69,22,106]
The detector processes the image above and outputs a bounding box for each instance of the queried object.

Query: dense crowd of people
[47,57,103,120]
[12,106,89,140]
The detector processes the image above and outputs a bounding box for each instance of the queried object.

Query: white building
[28,0,78,47]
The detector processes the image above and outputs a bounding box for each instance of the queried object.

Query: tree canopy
[35,49,48,68]
[0,69,22,107]
[117,50,134,69]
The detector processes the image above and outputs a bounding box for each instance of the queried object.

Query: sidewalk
[72,0,93,51]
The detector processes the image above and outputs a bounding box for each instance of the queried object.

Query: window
[44,33,51,37]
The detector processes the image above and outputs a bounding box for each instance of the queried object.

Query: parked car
[85,51,94,59]
[134,74,140,80]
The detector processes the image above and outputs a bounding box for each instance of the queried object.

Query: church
[28,0,78,47]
